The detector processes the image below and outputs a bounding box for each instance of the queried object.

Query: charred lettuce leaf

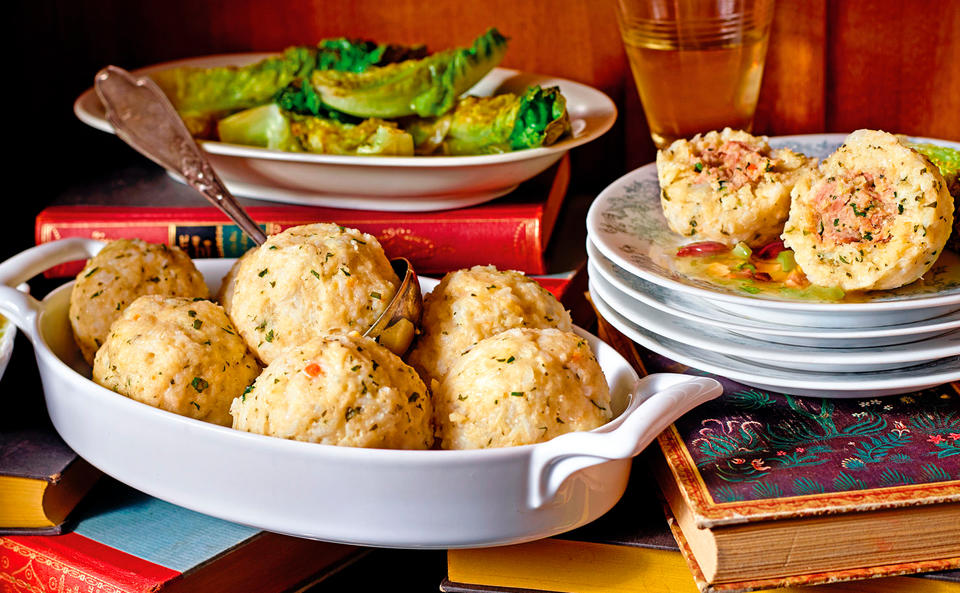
[152,46,316,119]
[316,38,427,72]
[290,117,414,156]
[274,78,361,124]
[310,28,508,119]
[152,39,425,137]
[405,85,569,155]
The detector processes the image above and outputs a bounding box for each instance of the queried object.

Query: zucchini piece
[310,28,508,118]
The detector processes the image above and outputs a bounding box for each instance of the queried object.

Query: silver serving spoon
[94,65,421,351]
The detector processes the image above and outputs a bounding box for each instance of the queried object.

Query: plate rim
[74,57,618,168]
[588,268,960,366]
[588,282,960,393]
[586,132,960,313]
[586,239,960,340]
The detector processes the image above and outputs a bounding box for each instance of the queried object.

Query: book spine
[35,205,547,278]
[0,533,178,593]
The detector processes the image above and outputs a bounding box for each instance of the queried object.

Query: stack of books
[1,471,364,592]
[443,313,960,593]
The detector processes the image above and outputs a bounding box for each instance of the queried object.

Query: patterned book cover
[650,356,960,527]
[35,156,569,278]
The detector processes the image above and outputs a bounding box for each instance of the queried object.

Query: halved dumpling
[657,128,814,247]
[782,129,953,291]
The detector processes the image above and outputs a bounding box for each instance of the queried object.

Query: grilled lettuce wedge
[152,40,425,137]
[404,85,569,155]
[216,104,299,151]
[310,28,508,119]
[217,103,414,156]
[290,117,414,156]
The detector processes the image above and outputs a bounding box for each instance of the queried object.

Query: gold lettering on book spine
[371,228,440,260]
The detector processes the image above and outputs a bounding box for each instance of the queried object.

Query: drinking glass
[615,0,775,149]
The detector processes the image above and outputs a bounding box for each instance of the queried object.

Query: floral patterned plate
[589,282,960,398]
[587,240,960,348]
[586,133,960,329]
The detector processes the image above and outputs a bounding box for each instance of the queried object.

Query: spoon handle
[94,65,267,245]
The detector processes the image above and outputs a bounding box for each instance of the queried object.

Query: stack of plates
[585,133,960,398]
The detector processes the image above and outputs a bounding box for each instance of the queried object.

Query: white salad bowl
[75,57,617,211]
[0,238,720,548]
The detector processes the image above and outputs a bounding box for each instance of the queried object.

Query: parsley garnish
[191,377,209,393]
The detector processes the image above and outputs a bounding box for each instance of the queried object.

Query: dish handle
[0,238,105,343]
[526,373,721,509]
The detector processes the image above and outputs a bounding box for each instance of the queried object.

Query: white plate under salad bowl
[0,238,721,549]
[589,271,960,373]
[589,284,960,398]
[74,56,617,211]
[587,240,960,348]
[586,133,960,329]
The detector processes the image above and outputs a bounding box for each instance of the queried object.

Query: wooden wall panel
[753,0,827,136]
[826,0,960,140]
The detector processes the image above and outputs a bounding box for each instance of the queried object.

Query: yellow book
[0,429,100,534]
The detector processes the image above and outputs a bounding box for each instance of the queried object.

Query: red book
[36,156,569,278]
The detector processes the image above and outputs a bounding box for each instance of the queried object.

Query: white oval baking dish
[0,238,720,548]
